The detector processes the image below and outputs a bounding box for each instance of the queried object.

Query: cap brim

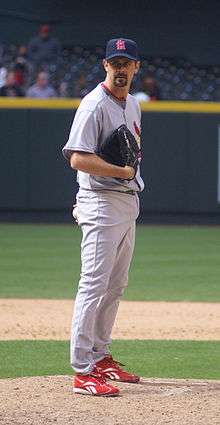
[105,53,138,61]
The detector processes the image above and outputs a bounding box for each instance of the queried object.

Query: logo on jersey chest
[133,121,141,144]
[133,121,142,159]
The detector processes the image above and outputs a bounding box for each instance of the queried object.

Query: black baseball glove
[97,125,140,180]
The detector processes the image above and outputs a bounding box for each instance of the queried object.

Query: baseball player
[62,38,144,397]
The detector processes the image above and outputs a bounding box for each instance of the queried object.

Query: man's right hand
[123,165,136,180]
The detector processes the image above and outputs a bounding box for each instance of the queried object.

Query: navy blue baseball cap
[105,38,139,61]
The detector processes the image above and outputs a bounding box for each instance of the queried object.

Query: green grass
[0,340,219,380]
[0,223,220,301]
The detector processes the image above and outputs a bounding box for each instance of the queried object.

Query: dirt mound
[0,376,219,425]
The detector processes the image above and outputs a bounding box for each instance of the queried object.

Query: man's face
[37,72,48,88]
[103,57,140,88]
[40,32,49,40]
[6,72,16,86]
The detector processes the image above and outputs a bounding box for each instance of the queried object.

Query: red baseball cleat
[73,366,119,396]
[96,355,140,383]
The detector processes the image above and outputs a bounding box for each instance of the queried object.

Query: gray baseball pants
[71,188,139,374]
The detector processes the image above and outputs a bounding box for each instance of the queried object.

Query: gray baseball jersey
[62,82,144,192]
[63,82,144,375]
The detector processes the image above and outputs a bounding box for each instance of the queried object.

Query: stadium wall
[0,1,220,65]
[0,99,220,216]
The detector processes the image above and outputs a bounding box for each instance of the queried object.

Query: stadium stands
[0,43,220,101]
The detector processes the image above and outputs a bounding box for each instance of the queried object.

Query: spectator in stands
[26,71,57,98]
[27,24,61,64]
[133,74,160,101]
[0,63,7,88]
[72,73,90,98]
[0,70,24,97]
[13,46,30,89]
[58,80,69,98]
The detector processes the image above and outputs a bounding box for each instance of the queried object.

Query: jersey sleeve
[62,107,101,161]
[133,95,141,122]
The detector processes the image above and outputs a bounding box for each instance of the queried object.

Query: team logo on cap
[116,39,125,50]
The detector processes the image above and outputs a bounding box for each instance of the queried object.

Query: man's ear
[103,59,108,72]
[135,61,140,74]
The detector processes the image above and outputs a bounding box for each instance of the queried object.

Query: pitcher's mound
[1,376,219,424]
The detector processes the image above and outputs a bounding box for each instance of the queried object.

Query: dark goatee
[113,75,128,87]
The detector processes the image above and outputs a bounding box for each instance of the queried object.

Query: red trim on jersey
[101,83,126,101]
[133,121,141,136]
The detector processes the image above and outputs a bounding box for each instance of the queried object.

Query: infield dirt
[0,299,220,424]
[0,299,219,340]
